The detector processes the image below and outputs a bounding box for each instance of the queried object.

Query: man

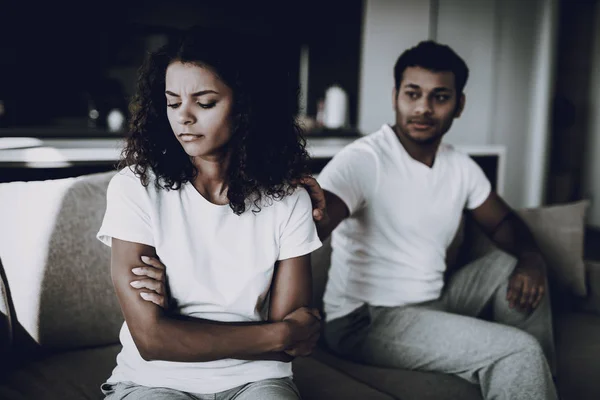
[304,41,557,400]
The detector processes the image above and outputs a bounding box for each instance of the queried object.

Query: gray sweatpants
[324,250,558,400]
[101,378,300,400]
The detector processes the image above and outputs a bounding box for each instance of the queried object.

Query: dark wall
[546,0,597,203]
[0,0,363,131]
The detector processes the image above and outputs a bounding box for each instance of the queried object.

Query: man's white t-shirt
[319,124,491,322]
[97,167,321,394]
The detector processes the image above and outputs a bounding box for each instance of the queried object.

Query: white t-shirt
[319,124,491,321]
[97,167,321,394]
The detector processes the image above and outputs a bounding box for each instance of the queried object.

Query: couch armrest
[581,260,600,315]
[0,257,14,359]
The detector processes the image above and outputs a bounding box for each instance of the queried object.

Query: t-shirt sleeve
[97,170,155,247]
[278,188,322,261]
[464,156,492,210]
[317,144,377,215]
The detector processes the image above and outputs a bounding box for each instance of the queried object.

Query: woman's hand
[281,307,322,357]
[130,255,169,309]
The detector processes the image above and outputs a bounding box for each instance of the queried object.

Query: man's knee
[487,249,518,275]
[506,329,545,358]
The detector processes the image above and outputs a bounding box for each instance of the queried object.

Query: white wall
[487,0,546,208]
[357,0,432,135]
[357,0,558,208]
[434,0,497,146]
[583,1,600,228]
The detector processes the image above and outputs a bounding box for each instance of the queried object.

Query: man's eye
[405,92,419,99]
[167,103,180,109]
[435,95,450,102]
[198,102,216,109]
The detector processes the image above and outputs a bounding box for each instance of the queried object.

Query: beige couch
[1,171,599,399]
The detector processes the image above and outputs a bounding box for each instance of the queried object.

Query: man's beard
[398,123,445,145]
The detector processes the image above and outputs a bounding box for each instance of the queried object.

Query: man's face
[393,66,464,145]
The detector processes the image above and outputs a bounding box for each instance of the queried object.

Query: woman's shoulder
[108,165,160,197]
[250,185,310,213]
[273,185,312,213]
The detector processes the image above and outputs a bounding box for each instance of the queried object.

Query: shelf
[0,137,358,168]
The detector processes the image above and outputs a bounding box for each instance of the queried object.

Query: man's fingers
[525,285,538,310]
[140,291,165,308]
[130,278,164,294]
[507,277,523,308]
[519,278,531,308]
[531,284,545,309]
[141,256,166,270]
[298,176,327,215]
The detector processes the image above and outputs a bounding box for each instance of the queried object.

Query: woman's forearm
[137,314,292,362]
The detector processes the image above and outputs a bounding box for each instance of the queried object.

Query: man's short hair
[393,41,469,94]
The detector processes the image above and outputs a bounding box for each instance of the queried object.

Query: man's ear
[392,87,398,111]
[454,94,466,118]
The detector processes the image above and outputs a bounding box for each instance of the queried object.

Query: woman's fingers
[132,266,164,281]
[130,278,164,294]
[139,291,165,308]
[140,255,166,270]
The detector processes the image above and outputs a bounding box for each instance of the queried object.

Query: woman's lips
[179,133,204,142]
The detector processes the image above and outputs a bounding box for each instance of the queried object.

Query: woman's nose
[177,104,196,125]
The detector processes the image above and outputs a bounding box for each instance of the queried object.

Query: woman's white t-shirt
[97,167,321,394]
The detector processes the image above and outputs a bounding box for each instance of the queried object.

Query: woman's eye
[198,102,216,109]
[167,103,180,109]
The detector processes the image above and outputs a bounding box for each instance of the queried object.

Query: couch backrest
[309,220,466,314]
[310,237,332,312]
[309,200,591,316]
[0,171,122,351]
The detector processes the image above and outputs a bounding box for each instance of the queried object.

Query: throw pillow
[463,200,589,297]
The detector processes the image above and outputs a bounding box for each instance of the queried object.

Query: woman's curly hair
[121,27,310,215]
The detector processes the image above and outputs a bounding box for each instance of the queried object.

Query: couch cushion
[293,356,393,399]
[0,345,392,400]
[0,171,122,351]
[311,236,332,312]
[0,344,120,399]
[312,347,482,400]
[554,311,600,400]
[463,200,589,297]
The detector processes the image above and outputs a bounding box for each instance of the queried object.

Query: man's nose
[414,97,433,115]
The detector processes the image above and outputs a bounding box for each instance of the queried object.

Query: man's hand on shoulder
[297,176,329,223]
[296,175,349,241]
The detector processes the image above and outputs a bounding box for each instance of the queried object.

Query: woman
[97,27,322,399]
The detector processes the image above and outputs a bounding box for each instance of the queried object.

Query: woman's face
[165,61,234,160]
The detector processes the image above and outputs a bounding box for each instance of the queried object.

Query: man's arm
[300,177,349,240]
[469,192,547,310]
[111,238,316,362]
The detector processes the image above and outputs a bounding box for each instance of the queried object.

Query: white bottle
[323,85,348,129]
